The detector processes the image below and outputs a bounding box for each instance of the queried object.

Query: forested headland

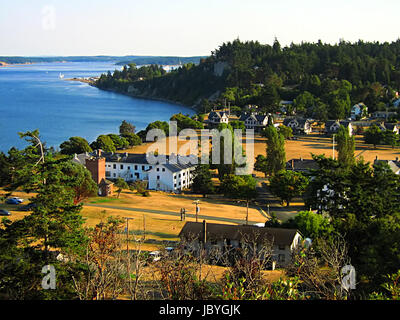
[95,39,400,120]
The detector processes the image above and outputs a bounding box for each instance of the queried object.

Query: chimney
[97,149,102,157]
[202,220,207,244]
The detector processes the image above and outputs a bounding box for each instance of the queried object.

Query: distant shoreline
[66,77,197,111]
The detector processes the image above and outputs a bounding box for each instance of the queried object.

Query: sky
[1,0,400,57]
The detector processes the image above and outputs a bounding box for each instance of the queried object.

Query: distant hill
[0,55,206,66]
[115,56,205,66]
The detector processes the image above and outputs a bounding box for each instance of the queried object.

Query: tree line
[95,39,400,121]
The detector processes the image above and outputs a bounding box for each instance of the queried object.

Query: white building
[207,111,229,125]
[239,113,270,132]
[74,150,197,193]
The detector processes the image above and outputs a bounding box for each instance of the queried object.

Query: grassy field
[3,132,400,251]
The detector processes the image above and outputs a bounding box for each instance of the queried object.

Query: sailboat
[59,72,64,79]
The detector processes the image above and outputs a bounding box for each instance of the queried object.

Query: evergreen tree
[336,125,355,167]
[264,125,286,176]
[192,165,214,197]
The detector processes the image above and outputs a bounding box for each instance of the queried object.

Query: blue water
[0,62,194,152]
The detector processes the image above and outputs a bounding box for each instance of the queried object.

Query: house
[239,113,271,132]
[324,120,353,136]
[350,103,368,120]
[374,157,400,175]
[379,122,400,135]
[207,111,229,125]
[74,150,197,193]
[282,118,313,134]
[372,111,397,120]
[279,100,294,114]
[179,221,302,268]
[286,158,319,173]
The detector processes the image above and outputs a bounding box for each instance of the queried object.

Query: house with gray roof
[282,118,313,134]
[207,111,229,125]
[239,113,270,132]
[179,221,302,268]
[324,120,353,136]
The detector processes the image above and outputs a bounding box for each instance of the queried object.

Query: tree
[0,131,90,299]
[278,125,293,139]
[254,155,268,177]
[264,125,286,176]
[91,135,116,153]
[220,174,258,224]
[192,165,215,197]
[269,170,309,207]
[115,177,129,198]
[107,134,129,149]
[284,210,334,240]
[336,125,355,167]
[383,130,399,148]
[122,132,142,147]
[119,120,136,135]
[60,136,92,155]
[364,124,383,148]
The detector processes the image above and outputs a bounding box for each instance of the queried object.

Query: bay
[0,62,194,152]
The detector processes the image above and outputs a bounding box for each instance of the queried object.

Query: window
[128,166,130,170]
[142,165,145,170]
[130,174,133,178]
[162,168,165,172]
[105,171,111,177]
[134,165,138,170]
[157,168,159,172]
[179,174,181,178]
[278,245,285,251]
[120,164,123,169]
[157,175,160,180]
[113,173,116,177]
[278,254,286,263]
[149,166,152,169]
[174,184,176,188]
[113,164,116,169]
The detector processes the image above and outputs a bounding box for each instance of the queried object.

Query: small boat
[59,72,64,79]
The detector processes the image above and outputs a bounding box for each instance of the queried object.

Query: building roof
[325,120,351,132]
[283,117,311,127]
[179,222,300,246]
[209,111,228,119]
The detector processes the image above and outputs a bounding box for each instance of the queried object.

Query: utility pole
[332,134,335,160]
[193,200,200,222]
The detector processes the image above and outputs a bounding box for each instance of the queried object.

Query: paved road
[255,180,304,222]
[84,203,263,225]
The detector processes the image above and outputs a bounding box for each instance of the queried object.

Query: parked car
[149,251,161,262]
[20,203,36,211]
[0,209,11,216]
[6,198,20,205]
[10,197,24,203]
